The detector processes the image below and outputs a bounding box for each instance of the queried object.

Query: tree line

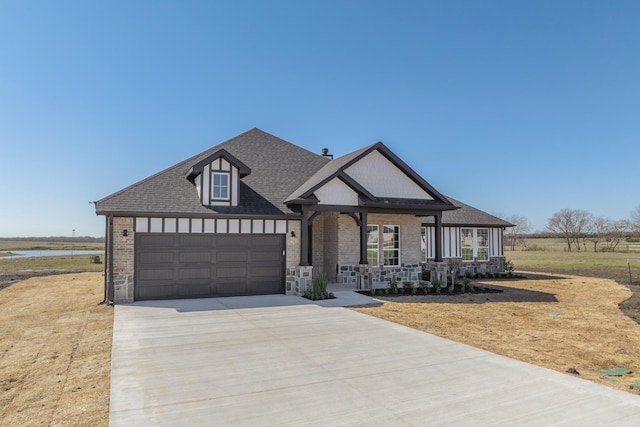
[505,205,640,252]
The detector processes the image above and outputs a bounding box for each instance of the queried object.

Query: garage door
[135,233,285,300]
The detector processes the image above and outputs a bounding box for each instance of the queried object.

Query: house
[95,128,512,304]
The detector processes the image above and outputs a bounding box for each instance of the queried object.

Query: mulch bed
[356,286,503,298]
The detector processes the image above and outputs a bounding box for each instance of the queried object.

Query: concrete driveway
[110,293,640,426]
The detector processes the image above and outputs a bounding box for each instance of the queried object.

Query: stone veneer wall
[423,256,506,279]
[336,264,422,289]
[111,217,135,303]
[286,266,313,295]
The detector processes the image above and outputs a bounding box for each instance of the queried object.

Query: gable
[344,150,434,200]
[186,149,252,208]
[314,178,360,206]
[194,158,239,207]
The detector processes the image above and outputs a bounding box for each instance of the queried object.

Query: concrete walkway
[110,293,640,426]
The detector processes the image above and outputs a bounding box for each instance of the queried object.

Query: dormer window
[185,148,251,208]
[212,172,229,200]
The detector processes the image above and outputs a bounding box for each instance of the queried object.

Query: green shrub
[314,271,328,294]
[303,271,335,300]
[463,277,474,292]
[402,281,414,294]
[370,288,377,296]
[432,279,442,294]
[418,281,430,294]
[389,279,399,294]
[505,259,514,277]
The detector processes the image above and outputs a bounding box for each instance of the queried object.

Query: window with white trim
[421,227,427,262]
[367,225,379,266]
[212,172,229,200]
[462,228,489,261]
[383,225,400,266]
[477,228,489,261]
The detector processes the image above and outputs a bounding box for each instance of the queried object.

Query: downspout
[100,215,109,304]
[107,214,114,305]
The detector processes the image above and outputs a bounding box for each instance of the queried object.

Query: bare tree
[585,216,607,252]
[546,208,592,252]
[602,219,630,252]
[631,205,640,234]
[505,214,531,251]
[586,217,629,252]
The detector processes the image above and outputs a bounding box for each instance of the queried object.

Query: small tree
[546,208,592,252]
[505,214,532,250]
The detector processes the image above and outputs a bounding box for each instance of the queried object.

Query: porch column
[434,213,443,262]
[300,209,310,266]
[359,210,368,265]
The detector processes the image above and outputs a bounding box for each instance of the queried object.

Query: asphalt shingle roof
[422,196,514,227]
[96,128,510,227]
[96,128,330,216]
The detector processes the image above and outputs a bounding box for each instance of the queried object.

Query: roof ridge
[97,128,269,204]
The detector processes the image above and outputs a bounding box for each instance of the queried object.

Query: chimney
[321,148,333,160]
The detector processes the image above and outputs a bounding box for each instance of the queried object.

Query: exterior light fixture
[122,229,128,237]
[290,230,296,237]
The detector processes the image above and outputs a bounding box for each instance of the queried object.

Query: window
[421,227,427,262]
[367,225,379,266]
[383,225,400,266]
[461,228,474,261]
[477,228,489,261]
[212,172,229,200]
[462,228,489,262]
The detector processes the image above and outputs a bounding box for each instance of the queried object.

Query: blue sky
[1,0,639,237]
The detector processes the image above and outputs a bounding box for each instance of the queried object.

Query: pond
[1,250,105,260]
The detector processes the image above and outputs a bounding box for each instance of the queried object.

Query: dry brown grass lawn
[0,272,112,427]
[1,271,639,427]
[352,273,640,394]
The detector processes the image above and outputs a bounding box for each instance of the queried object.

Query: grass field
[0,254,104,273]
[509,237,640,254]
[0,239,104,251]
[507,237,640,286]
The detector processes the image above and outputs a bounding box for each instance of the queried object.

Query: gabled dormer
[186,149,251,207]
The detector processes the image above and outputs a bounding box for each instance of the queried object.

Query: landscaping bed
[356,286,503,297]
